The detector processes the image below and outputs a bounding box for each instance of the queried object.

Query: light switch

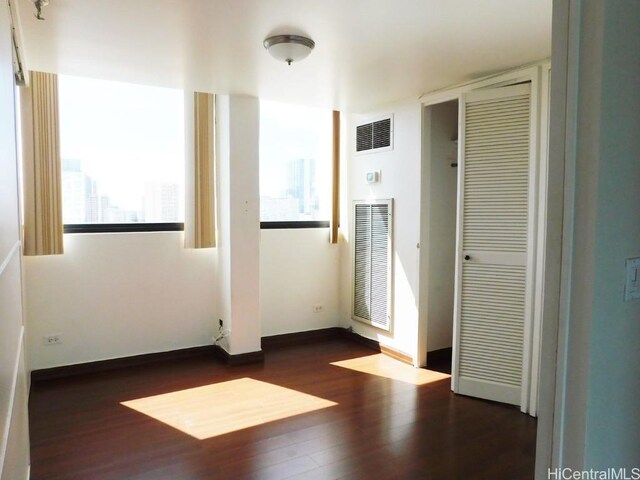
[624,257,640,301]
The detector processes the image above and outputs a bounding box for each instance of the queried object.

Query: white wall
[340,99,423,362]
[539,0,640,472]
[420,100,458,354]
[260,228,340,337]
[24,232,217,370]
[581,0,640,468]
[0,2,30,478]
[25,93,337,369]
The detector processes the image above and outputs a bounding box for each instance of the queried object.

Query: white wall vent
[356,115,393,153]
[352,199,393,330]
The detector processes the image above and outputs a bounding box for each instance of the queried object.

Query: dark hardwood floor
[29,338,536,479]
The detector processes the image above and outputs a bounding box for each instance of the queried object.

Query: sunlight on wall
[121,378,337,440]
[331,353,449,386]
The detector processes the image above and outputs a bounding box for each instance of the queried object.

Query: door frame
[417,62,550,415]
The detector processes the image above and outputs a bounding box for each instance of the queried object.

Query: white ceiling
[16,0,551,112]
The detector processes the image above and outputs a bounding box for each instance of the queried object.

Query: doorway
[419,99,459,375]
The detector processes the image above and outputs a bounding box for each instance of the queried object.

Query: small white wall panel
[1,339,30,480]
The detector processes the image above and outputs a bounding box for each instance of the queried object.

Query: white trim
[450,95,465,392]
[529,64,552,418]
[519,66,541,415]
[552,0,583,468]
[535,1,579,475]
[183,91,196,248]
[419,61,549,105]
[0,325,25,479]
[416,105,430,368]
[463,82,530,101]
[0,241,20,277]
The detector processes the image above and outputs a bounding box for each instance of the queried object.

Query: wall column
[215,95,261,355]
[537,0,640,475]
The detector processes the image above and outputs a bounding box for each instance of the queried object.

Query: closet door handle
[464,255,471,261]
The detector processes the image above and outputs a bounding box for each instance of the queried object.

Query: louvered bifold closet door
[453,83,532,407]
[352,200,392,330]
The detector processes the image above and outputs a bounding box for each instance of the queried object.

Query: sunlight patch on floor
[121,377,337,440]
[331,353,451,386]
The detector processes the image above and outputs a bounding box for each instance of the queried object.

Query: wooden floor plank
[29,339,536,479]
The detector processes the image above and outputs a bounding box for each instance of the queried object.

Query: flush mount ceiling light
[263,34,315,66]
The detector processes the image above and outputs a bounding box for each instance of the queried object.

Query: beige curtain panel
[191,92,216,248]
[21,71,64,256]
[331,110,340,244]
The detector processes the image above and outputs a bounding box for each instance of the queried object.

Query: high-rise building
[61,159,85,223]
[62,160,182,224]
[84,177,99,223]
[260,196,300,221]
[61,159,114,224]
[160,183,180,221]
[286,158,318,218]
[144,182,181,222]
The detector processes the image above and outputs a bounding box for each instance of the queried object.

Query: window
[59,75,185,232]
[259,100,332,226]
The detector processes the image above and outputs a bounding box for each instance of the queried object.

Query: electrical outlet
[43,334,62,345]
[313,304,323,313]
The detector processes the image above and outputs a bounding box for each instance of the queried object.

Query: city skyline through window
[59,75,185,224]
[259,100,332,222]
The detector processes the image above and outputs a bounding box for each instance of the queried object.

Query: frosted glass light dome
[263,35,315,65]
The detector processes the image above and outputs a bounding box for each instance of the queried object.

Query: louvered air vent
[356,116,393,153]
[352,199,393,330]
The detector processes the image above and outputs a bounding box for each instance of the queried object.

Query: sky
[58,75,185,211]
[259,99,332,203]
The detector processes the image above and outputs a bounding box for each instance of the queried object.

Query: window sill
[260,221,330,230]
[65,222,330,233]
[64,223,184,234]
